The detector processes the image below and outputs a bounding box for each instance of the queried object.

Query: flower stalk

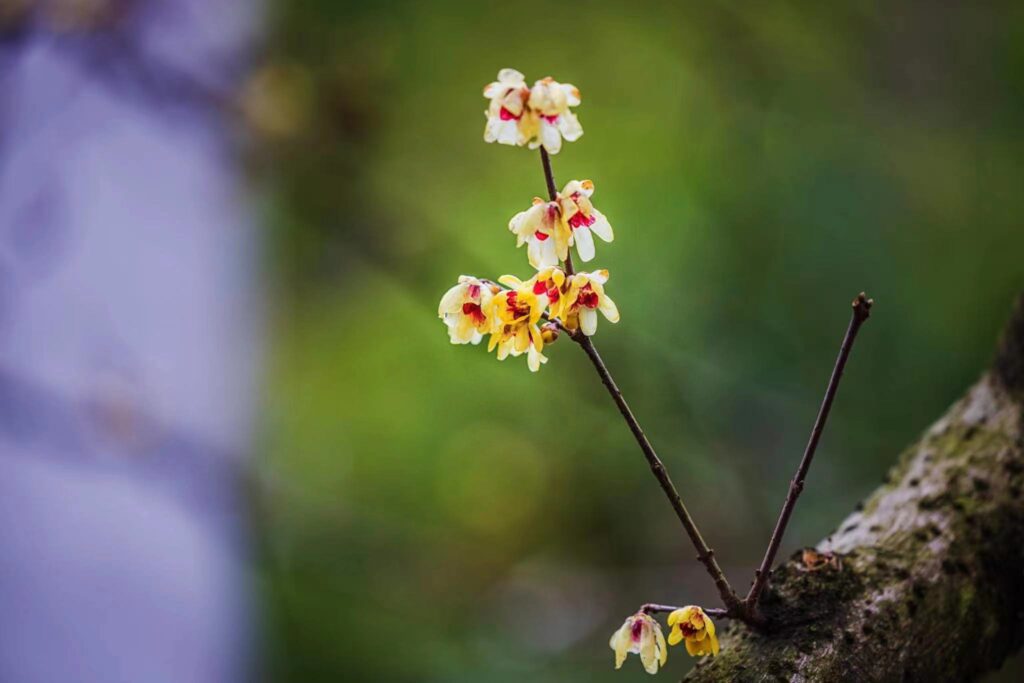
[745,292,873,612]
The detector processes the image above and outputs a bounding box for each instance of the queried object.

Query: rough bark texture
[687,297,1024,682]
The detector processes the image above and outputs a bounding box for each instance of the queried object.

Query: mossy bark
[686,297,1024,682]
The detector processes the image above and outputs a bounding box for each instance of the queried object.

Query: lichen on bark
[686,297,1024,682]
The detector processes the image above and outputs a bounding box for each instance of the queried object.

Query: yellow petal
[655,623,668,666]
[667,624,683,646]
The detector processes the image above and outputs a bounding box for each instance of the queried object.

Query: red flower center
[462,302,486,325]
[533,279,560,303]
[577,284,599,309]
[534,231,549,241]
[543,114,559,124]
[499,107,521,121]
[680,624,698,638]
[631,620,644,641]
[467,283,480,298]
[568,211,596,229]
[505,291,530,318]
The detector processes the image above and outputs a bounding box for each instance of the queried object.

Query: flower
[498,267,566,312]
[558,179,614,262]
[555,270,619,336]
[667,606,719,657]
[528,76,583,154]
[483,68,537,147]
[609,612,668,674]
[508,180,613,268]
[487,283,547,371]
[508,198,566,270]
[438,276,496,344]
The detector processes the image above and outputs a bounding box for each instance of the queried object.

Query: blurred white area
[0,1,262,681]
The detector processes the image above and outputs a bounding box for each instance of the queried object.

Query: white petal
[497,68,525,85]
[561,83,581,106]
[528,236,559,270]
[574,226,595,261]
[589,209,614,242]
[580,308,598,336]
[558,111,583,142]
[496,119,520,146]
[599,295,620,323]
[541,121,562,154]
[438,283,464,316]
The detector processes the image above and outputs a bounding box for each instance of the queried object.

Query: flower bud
[540,322,560,344]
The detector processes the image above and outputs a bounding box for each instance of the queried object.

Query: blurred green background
[249,1,1024,680]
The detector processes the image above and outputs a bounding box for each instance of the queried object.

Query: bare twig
[641,603,730,618]
[745,293,873,611]
[573,332,743,612]
[539,146,742,613]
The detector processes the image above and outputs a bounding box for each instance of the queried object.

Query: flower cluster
[438,69,619,372]
[483,68,583,154]
[609,606,718,675]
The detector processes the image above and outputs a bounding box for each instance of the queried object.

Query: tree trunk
[687,296,1024,682]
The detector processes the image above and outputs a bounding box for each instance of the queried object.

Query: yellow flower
[608,612,668,674]
[527,76,583,154]
[498,267,566,312]
[667,606,719,657]
[483,68,538,147]
[555,270,620,336]
[487,283,547,371]
[438,275,496,344]
[508,180,612,267]
[508,198,566,270]
[558,179,614,262]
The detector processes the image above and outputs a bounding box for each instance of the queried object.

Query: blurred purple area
[0,1,261,681]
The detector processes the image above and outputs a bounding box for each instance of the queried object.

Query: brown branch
[539,146,741,614]
[745,293,873,611]
[641,603,729,618]
[573,332,744,613]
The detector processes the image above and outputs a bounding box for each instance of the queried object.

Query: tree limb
[686,295,1024,682]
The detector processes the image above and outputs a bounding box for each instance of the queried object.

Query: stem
[641,603,730,618]
[540,145,741,613]
[745,293,873,610]
[539,147,574,275]
[573,333,743,612]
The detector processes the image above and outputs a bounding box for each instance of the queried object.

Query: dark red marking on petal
[631,619,644,641]
[568,211,596,229]
[534,231,549,241]
[462,302,486,325]
[533,280,548,295]
[499,107,521,121]
[578,283,599,309]
[467,283,480,298]
[544,115,559,124]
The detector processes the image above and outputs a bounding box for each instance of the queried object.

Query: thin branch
[641,603,730,618]
[539,146,742,613]
[745,292,874,610]
[573,332,743,612]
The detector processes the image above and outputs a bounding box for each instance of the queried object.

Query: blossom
[555,270,619,336]
[528,76,583,154]
[498,267,566,312]
[558,179,614,262]
[487,283,547,371]
[438,276,496,344]
[508,198,566,270]
[483,68,537,147]
[667,606,719,657]
[508,180,612,268]
[609,612,668,674]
